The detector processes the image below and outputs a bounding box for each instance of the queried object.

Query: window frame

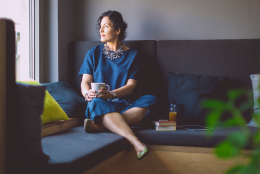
[35,0,45,83]
[29,0,35,79]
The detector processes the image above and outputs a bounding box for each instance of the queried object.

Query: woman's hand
[98,87,113,99]
[85,89,98,101]
[85,87,113,101]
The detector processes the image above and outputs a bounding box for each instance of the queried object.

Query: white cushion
[251,74,260,110]
[247,74,260,127]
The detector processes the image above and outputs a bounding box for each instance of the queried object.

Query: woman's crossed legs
[95,107,148,156]
[85,95,158,157]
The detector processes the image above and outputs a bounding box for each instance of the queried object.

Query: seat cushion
[42,126,130,174]
[134,126,257,149]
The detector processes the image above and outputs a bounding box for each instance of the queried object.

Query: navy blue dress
[79,44,157,126]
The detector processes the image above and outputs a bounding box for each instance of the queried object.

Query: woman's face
[99,16,119,43]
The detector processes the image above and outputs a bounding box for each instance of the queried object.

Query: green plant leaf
[257,97,260,107]
[222,118,244,127]
[254,112,260,126]
[239,159,259,174]
[206,128,215,137]
[201,99,226,110]
[253,131,260,147]
[251,148,260,157]
[239,102,252,112]
[229,109,247,126]
[206,111,222,128]
[215,140,240,159]
[227,89,245,100]
[225,164,244,174]
[228,131,249,149]
[205,110,222,137]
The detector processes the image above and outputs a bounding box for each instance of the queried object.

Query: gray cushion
[133,127,257,149]
[42,127,129,174]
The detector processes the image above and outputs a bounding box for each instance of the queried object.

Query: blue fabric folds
[85,95,158,127]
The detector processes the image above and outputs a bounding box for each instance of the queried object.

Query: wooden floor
[84,145,249,174]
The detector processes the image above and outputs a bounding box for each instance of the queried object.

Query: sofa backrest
[69,39,260,113]
[157,39,260,89]
[69,41,101,94]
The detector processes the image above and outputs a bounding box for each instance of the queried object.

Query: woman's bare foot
[135,142,148,160]
[132,140,146,156]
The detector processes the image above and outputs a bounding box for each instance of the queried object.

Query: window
[0,0,34,81]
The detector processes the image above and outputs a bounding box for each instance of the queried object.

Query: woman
[78,10,157,160]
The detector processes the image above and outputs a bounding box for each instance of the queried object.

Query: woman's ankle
[126,137,144,153]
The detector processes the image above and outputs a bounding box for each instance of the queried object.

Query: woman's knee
[141,107,149,116]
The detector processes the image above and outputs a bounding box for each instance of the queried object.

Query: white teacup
[91,83,110,94]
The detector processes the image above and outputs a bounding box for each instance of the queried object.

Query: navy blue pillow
[16,83,49,173]
[168,72,227,125]
[45,81,87,119]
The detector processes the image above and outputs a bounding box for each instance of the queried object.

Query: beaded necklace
[102,43,123,60]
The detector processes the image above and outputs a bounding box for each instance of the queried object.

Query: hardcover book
[155,125,176,131]
[153,120,176,126]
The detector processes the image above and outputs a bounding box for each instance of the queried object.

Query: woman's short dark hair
[97,10,128,42]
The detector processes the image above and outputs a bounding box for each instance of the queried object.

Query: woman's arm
[81,73,137,100]
[98,79,137,99]
[111,79,137,98]
[81,74,97,101]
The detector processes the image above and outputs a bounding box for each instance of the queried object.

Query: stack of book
[153,120,176,131]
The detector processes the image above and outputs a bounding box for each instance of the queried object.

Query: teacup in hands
[91,83,110,95]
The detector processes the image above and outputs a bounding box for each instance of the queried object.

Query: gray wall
[74,0,260,41]
[58,0,76,81]
[55,0,260,82]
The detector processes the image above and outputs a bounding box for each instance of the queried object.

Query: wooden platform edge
[81,145,252,174]
[147,145,251,154]
[82,148,133,174]
[42,118,81,137]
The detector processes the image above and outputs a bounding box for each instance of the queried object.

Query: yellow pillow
[17,80,69,124]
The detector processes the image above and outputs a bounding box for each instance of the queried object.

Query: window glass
[0,0,30,81]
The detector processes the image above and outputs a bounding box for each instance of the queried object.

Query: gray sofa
[4,36,260,173]
[42,40,260,173]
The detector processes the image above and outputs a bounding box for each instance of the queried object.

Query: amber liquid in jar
[169,112,177,121]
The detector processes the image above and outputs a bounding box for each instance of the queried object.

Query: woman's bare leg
[91,107,148,132]
[121,107,148,126]
[100,112,146,155]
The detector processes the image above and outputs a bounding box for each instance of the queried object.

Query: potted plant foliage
[202,74,260,174]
